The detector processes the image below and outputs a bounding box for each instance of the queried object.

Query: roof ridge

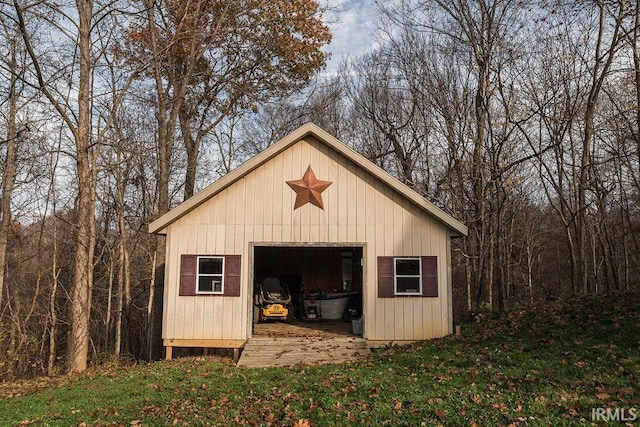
[148,123,467,236]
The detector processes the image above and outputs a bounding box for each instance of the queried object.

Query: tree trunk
[635,3,640,175]
[114,145,130,357]
[47,220,59,375]
[180,111,200,201]
[147,250,157,360]
[114,227,126,357]
[465,253,472,312]
[67,0,95,373]
[0,37,18,311]
[106,258,114,347]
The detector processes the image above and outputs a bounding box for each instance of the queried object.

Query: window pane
[199,257,223,275]
[397,277,420,293]
[198,276,222,293]
[396,259,420,275]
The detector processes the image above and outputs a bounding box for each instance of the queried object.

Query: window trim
[394,257,422,296]
[196,255,225,295]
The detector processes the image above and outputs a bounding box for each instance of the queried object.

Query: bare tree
[575,0,628,294]
[13,0,138,372]
[0,29,19,312]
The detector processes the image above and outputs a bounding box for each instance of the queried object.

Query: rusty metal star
[286,165,333,210]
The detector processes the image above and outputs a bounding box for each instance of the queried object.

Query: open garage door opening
[252,245,364,338]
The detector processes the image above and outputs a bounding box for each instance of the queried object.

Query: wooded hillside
[0,0,639,378]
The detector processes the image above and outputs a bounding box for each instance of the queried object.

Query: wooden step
[236,336,370,368]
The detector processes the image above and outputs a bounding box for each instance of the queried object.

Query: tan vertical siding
[163,136,454,343]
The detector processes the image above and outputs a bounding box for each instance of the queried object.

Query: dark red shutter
[422,256,438,297]
[224,255,241,297]
[179,255,197,296]
[378,256,395,298]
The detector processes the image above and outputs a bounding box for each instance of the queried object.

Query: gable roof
[149,123,468,236]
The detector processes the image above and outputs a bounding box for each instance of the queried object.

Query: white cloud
[322,0,379,75]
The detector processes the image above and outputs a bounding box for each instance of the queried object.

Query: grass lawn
[0,292,638,426]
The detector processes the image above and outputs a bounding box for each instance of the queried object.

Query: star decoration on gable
[286,165,333,210]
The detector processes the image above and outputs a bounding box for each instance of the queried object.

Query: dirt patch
[253,320,354,338]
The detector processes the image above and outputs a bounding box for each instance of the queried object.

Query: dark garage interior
[253,245,363,323]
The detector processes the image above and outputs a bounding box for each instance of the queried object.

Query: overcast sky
[321,0,380,76]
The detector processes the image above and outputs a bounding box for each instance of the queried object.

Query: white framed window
[394,257,422,295]
[196,256,224,294]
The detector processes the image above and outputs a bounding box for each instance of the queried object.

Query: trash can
[351,317,363,335]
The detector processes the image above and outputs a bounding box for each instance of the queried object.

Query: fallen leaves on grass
[434,408,448,418]
[491,402,508,414]
[264,412,276,424]
[3,291,639,426]
[597,392,612,400]
[596,387,635,400]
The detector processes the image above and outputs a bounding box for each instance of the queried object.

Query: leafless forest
[0,0,638,379]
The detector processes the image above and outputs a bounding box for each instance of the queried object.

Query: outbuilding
[149,123,467,359]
